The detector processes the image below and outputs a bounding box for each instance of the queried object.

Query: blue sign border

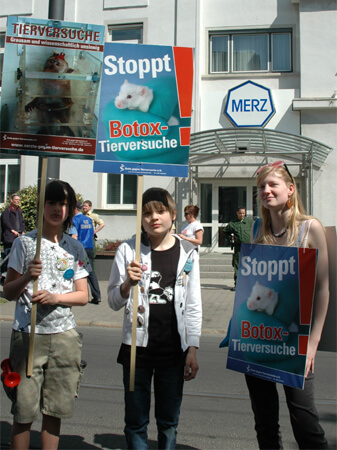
[93,43,193,178]
[224,80,275,128]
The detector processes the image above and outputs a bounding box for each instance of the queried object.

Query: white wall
[198,0,301,134]
[1,0,336,236]
[298,0,337,226]
[299,0,337,97]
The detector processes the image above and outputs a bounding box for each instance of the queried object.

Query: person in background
[82,200,105,240]
[246,161,329,449]
[3,180,89,450]
[71,202,101,305]
[223,207,253,291]
[108,188,202,449]
[1,194,25,274]
[179,205,204,248]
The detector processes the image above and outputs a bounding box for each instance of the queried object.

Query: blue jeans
[85,248,101,300]
[122,363,184,450]
[1,244,12,273]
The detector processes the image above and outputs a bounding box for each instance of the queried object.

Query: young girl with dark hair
[4,180,90,450]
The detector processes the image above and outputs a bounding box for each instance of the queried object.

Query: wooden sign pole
[129,175,144,391]
[27,157,48,377]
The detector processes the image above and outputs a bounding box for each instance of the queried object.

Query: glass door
[200,183,212,247]
[218,186,247,247]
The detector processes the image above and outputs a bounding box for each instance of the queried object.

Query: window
[271,33,292,71]
[210,35,229,72]
[0,33,5,89]
[108,23,143,44]
[233,34,268,71]
[218,186,247,224]
[1,158,20,204]
[200,183,212,247]
[209,30,292,74]
[107,174,137,205]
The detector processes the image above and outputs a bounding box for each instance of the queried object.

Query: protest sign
[93,42,194,178]
[1,16,105,158]
[93,42,194,388]
[226,243,317,389]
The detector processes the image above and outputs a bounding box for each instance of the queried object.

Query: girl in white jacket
[108,187,202,449]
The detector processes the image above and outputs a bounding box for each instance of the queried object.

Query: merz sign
[224,80,275,127]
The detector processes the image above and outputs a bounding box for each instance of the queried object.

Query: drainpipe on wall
[309,159,313,216]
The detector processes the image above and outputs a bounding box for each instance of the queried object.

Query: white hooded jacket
[108,235,202,351]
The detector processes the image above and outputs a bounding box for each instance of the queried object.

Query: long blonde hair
[255,164,312,245]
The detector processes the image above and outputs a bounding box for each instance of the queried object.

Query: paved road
[1,323,336,450]
[0,278,236,336]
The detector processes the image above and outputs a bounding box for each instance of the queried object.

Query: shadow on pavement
[1,421,199,450]
[94,433,199,449]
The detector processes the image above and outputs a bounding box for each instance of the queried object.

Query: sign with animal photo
[93,42,194,178]
[0,16,105,158]
[226,243,317,389]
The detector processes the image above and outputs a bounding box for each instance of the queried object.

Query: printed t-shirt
[118,237,184,367]
[8,231,90,334]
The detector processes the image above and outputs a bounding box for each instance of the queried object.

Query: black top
[1,206,25,244]
[118,237,185,368]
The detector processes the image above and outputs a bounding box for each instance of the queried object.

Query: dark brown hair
[141,188,177,234]
[45,180,76,231]
[184,205,200,218]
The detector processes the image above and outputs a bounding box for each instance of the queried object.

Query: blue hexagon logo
[225,80,275,127]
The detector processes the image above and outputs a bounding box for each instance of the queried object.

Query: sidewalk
[0,279,235,336]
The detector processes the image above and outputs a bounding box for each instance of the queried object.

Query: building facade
[1,0,336,251]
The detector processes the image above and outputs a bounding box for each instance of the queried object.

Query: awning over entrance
[188,128,332,214]
[189,128,331,172]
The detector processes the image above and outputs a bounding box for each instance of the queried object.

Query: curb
[0,316,226,337]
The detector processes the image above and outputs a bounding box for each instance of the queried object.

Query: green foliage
[0,186,83,233]
[19,185,39,232]
[76,194,83,204]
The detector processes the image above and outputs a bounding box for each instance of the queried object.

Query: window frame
[1,158,21,205]
[271,32,292,72]
[105,173,137,209]
[209,28,292,75]
[107,23,144,44]
[209,34,230,73]
[232,32,269,73]
[0,31,5,91]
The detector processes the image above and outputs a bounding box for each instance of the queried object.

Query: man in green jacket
[223,207,254,291]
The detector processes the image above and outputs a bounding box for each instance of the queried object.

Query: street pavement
[1,324,336,450]
[1,279,337,449]
[0,278,235,336]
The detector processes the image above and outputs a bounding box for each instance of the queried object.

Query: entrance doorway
[199,181,256,251]
[218,186,247,247]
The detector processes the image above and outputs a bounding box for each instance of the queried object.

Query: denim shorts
[9,328,82,423]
